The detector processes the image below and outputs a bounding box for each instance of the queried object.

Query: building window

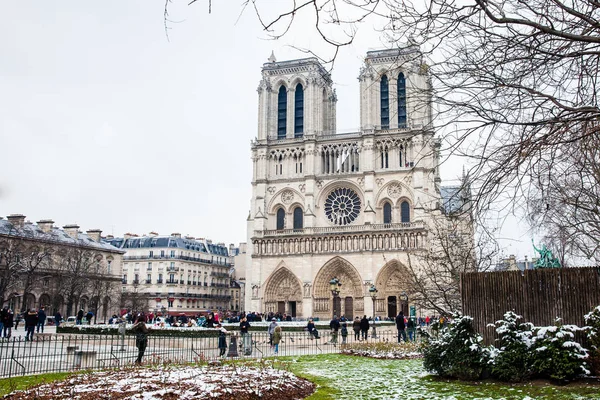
[169,273,175,282]
[401,201,410,223]
[148,262,152,270]
[276,208,285,230]
[147,273,151,282]
[170,262,175,271]
[381,146,389,169]
[380,75,389,129]
[398,72,407,128]
[107,260,112,274]
[170,250,175,257]
[277,86,287,139]
[149,251,153,257]
[161,250,165,257]
[168,300,173,307]
[383,202,392,224]
[43,278,49,287]
[294,83,304,136]
[293,207,303,230]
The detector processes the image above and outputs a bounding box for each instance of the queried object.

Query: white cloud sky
[0,1,534,258]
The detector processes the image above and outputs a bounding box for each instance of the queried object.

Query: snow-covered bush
[529,319,589,382]
[584,305,600,375]
[423,314,489,380]
[488,311,534,382]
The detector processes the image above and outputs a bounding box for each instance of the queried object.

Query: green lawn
[278,354,600,400]
[0,356,597,399]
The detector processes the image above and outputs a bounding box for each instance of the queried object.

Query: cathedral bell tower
[256,52,337,140]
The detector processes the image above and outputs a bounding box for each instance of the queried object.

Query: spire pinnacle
[268,51,277,63]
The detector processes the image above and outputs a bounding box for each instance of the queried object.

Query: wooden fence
[461,267,600,345]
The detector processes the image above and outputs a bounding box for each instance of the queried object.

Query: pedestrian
[0,306,7,336]
[3,309,13,339]
[360,315,370,341]
[396,311,407,342]
[425,315,430,326]
[239,316,252,355]
[268,318,278,347]
[24,309,38,341]
[85,311,94,325]
[14,312,22,331]
[353,316,361,341]
[217,323,228,357]
[341,321,348,344]
[131,315,148,364]
[55,311,62,328]
[407,316,416,341]
[76,309,84,325]
[306,318,319,339]
[272,325,282,354]
[329,315,340,344]
[36,307,47,333]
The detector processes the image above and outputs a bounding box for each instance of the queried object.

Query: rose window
[324,188,361,225]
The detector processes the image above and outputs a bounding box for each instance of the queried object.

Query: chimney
[106,235,114,239]
[36,219,55,233]
[185,235,195,240]
[149,231,159,237]
[7,214,26,228]
[171,233,181,238]
[86,229,102,242]
[124,232,134,240]
[63,224,80,239]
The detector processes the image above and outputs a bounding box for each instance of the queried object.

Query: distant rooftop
[104,234,229,257]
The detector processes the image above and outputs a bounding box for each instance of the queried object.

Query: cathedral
[245,46,467,320]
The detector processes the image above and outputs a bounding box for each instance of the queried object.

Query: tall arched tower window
[380,75,389,129]
[276,208,285,230]
[294,83,304,137]
[293,207,303,230]
[277,86,287,139]
[398,72,407,128]
[401,201,410,223]
[383,202,392,224]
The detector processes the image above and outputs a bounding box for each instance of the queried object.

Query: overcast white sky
[0,1,533,257]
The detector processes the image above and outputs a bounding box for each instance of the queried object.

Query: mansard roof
[440,185,468,215]
[0,219,124,254]
[104,235,229,257]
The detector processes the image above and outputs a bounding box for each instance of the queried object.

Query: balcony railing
[132,280,140,285]
[123,254,233,267]
[121,279,127,284]
[254,221,425,238]
[157,279,163,284]
[166,280,177,285]
[145,279,152,284]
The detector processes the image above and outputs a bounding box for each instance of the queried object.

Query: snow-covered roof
[0,219,124,253]
[105,235,229,257]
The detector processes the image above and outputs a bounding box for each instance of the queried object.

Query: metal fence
[0,328,409,378]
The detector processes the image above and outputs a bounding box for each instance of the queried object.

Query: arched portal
[263,265,303,317]
[313,257,364,320]
[375,260,413,318]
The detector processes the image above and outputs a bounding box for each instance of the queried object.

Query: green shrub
[529,319,589,382]
[488,311,534,382]
[584,305,600,375]
[423,314,488,380]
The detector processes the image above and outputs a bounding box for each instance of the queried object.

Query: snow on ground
[4,364,314,400]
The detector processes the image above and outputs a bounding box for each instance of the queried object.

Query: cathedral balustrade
[252,223,426,256]
[255,221,424,237]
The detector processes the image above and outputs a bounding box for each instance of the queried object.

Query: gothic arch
[267,188,305,214]
[273,79,289,91]
[312,257,364,319]
[315,180,364,210]
[374,180,413,207]
[289,75,308,89]
[374,260,413,318]
[262,264,303,317]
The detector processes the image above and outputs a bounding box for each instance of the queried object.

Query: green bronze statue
[532,239,561,268]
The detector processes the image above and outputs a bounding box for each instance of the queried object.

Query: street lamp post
[369,285,378,339]
[329,277,341,319]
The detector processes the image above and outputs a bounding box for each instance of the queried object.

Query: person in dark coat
[36,307,47,333]
[353,317,361,341]
[306,319,319,339]
[217,323,228,357]
[329,315,340,343]
[131,315,148,364]
[24,309,38,341]
[54,311,62,328]
[239,316,252,355]
[76,309,84,325]
[396,311,407,342]
[205,313,214,328]
[3,309,14,338]
[360,315,370,341]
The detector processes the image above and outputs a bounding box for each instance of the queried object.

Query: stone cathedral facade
[245,47,465,320]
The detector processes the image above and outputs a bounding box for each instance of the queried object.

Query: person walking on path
[341,321,348,344]
[36,307,47,333]
[407,316,416,341]
[3,309,13,338]
[217,323,228,357]
[239,316,252,355]
[76,309,84,325]
[306,319,319,339]
[360,315,370,341]
[396,311,407,342]
[24,309,38,341]
[54,311,62,328]
[268,318,278,347]
[353,317,361,341]
[131,315,149,364]
[329,315,340,344]
[272,325,282,354]
[0,306,7,336]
